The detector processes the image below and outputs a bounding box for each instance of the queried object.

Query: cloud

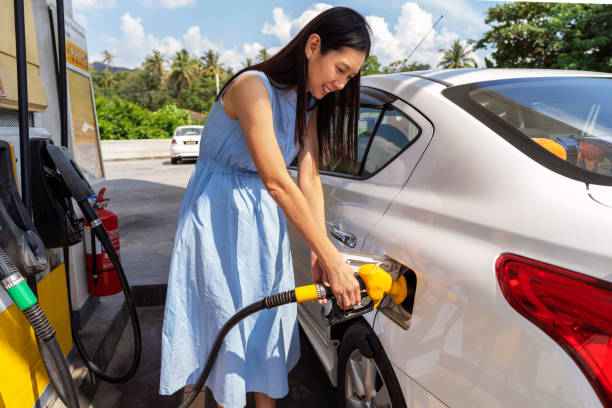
[183,26,221,56]
[72,0,115,10]
[424,0,487,35]
[159,0,196,8]
[103,13,182,68]
[98,2,482,72]
[262,3,333,45]
[242,42,264,59]
[258,2,478,69]
[365,2,478,68]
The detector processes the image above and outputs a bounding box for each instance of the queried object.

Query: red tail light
[171,138,176,144]
[496,254,612,407]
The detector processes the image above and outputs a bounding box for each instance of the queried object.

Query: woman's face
[305,34,366,100]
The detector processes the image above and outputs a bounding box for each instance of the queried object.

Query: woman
[160,7,371,408]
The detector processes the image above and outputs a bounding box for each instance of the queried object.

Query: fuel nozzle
[292,264,408,307]
[358,264,408,308]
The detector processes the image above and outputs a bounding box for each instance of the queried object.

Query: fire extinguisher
[84,188,122,296]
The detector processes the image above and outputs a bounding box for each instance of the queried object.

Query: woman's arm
[223,74,359,310]
[298,109,325,231]
[297,109,330,293]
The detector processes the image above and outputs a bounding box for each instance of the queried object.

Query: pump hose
[178,289,304,408]
[0,247,80,408]
[63,198,142,384]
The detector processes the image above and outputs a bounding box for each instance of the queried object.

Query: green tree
[169,49,197,97]
[257,48,270,62]
[97,70,117,89]
[243,58,254,68]
[361,55,382,76]
[476,3,612,72]
[200,49,225,95]
[143,50,165,88]
[382,59,430,73]
[438,39,477,68]
[102,50,115,70]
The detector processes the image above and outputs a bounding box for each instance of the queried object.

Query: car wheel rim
[345,349,391,408]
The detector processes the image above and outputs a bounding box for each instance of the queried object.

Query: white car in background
[287,69,612,408]
[170,125,203,164]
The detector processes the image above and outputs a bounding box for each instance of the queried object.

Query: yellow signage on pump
[66,40,89,72]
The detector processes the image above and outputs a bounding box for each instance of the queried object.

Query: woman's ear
[305,33,321,59]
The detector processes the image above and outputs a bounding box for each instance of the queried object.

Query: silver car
[288,69,612,408]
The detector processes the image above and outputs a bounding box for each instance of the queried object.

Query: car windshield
[176,127,202,136]
[469,77,612,177]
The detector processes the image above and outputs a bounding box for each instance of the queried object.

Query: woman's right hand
[323,251,361,310]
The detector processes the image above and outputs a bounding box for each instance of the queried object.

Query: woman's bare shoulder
[223,73,271,120]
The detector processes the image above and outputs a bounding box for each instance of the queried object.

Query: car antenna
[404,14,444,63]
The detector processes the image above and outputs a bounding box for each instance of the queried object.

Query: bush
[96,95,193,140]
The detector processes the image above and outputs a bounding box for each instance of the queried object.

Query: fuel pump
[29,138,142,384]
[0,141,80,408]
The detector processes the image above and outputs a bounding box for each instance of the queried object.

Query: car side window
[319,107,382,175]
[360,109,420,177]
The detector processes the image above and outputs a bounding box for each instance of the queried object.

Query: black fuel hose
[66,200,142,383]
[0,247,80,408]
[178,291,313,408]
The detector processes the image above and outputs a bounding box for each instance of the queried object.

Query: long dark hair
[216,7,371,166]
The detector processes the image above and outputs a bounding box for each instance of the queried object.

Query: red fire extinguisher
[84,188,122,296]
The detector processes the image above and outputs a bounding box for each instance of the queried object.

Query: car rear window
[444,77,612,185]
[176,127,202,136]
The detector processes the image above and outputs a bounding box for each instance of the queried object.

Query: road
[91,158,337,407]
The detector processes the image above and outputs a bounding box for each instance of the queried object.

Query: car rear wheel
[337,321,406,408]
[171,157,179,164]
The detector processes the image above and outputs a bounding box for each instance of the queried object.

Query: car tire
[337,321,406,408]
[171,157,179,164]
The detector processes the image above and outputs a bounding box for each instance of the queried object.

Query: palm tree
[437,39,477,69]
[200,49,225,95]
[169,49,196,96]
[243,58,254,68]
[99,69,116,88]
[257,48,270,62]
[102,50,115,71]
[143,50,165,86]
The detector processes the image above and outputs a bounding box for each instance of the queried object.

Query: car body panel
[588,184,612,208]
[288,98,433,366]
[291,69,610,407]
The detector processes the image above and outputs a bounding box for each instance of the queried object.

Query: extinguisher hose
[63,199,142,384]
[0,247,80,408]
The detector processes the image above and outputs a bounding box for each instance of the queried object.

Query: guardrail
[101,139,171,161]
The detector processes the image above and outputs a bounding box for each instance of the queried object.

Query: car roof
[365,68,612,88]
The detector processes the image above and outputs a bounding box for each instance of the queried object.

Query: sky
[71,0,509,71]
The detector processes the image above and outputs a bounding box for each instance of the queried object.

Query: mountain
[91,61,132,73]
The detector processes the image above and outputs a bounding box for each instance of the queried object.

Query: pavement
[88,158,337,407]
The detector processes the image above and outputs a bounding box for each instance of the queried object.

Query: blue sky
[72,0,506,70]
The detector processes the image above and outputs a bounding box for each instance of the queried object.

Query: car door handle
[329,225,357,248]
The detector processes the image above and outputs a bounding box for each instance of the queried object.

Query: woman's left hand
[311,251,330,303]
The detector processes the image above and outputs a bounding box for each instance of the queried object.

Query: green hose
[0,247,80,408]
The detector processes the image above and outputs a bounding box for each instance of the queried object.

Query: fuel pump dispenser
[0,140,80,408]
[28,138,143,384]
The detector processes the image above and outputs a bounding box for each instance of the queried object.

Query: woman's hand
[321,251,361,310]
[311,251,330,304]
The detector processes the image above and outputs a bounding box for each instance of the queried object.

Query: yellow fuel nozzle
[358,264,408,308]
[294,263,408,308]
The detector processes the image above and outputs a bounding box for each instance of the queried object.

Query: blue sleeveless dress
[160,70,314,408]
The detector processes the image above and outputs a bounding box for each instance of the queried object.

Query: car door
[288,87,433,348]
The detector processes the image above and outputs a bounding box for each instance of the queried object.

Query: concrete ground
[89,158,337,407]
